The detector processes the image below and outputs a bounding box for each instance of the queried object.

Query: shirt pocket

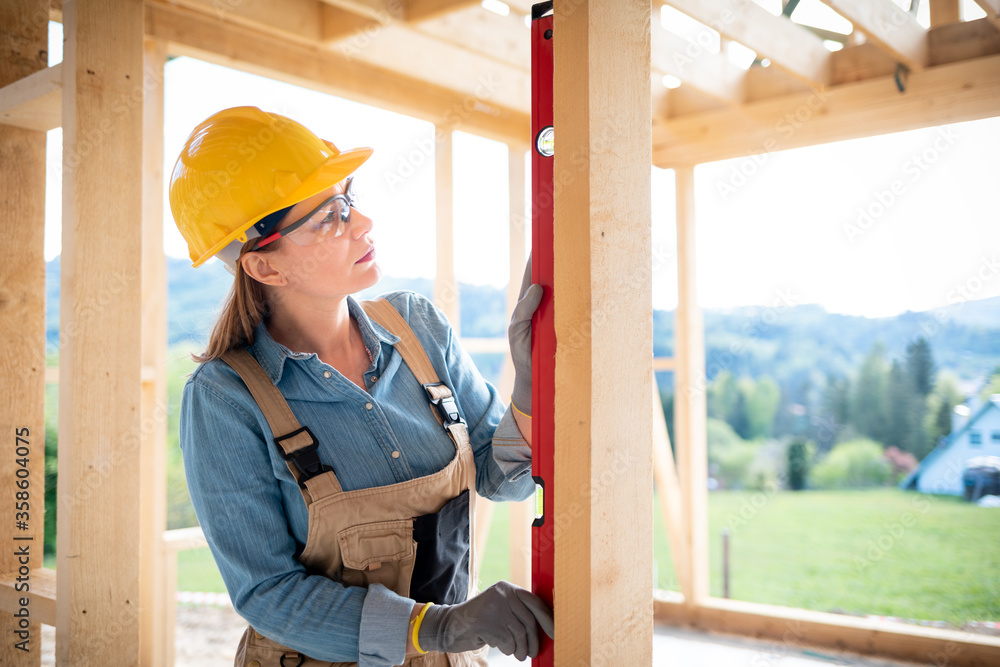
[337,518,416,598]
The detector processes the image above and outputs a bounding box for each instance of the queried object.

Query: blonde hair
[191,238,280,364]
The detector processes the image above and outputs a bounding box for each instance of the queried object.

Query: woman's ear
[241,251,288,287]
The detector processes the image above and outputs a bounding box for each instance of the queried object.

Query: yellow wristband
[412,602,433,655]
[510,396,531,419]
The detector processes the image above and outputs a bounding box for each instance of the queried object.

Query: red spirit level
[530,2,554,665]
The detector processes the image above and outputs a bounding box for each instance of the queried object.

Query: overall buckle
[274,426,334,488]
[422,382,466,429]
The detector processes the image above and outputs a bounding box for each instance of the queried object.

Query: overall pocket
[338,518,417,598]
[410,488,470,605]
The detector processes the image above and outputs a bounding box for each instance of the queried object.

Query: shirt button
[323,371,332,379]
[365,402,373,410]
[391,450,400,458]
[371,376,378,383]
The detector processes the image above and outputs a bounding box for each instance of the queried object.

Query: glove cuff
[416,602,446,654]
[511,378,531,417]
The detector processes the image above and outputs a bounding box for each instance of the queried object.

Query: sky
[42,1,1000,318]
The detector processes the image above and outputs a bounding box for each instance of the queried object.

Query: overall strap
[361,298,467,436]
[219,349,333,491]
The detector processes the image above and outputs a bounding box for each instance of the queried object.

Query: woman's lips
[356,246,375,264]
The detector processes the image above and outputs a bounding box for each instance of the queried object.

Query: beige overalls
[218,297,490,667]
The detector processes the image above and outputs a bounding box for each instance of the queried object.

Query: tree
[886,359,924,456]
[927,371,965,450]
[786,439,811,490]
[818,373,850,451]
[729,386,751,440]
[904,337,935,398]
[979,365,1000,401]
[747,375,781,440]
[707,370,738,422]
[850,341,889,445]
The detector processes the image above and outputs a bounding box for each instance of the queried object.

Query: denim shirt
[179,290,534,666]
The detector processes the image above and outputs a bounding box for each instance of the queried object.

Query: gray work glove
[508,253,543,416]
[418,580,554,661]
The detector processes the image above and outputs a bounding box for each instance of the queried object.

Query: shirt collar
[247,294,401,385]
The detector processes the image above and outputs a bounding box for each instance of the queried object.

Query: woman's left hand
[508,252,543,416]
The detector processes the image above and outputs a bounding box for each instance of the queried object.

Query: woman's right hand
[416,580,554,660]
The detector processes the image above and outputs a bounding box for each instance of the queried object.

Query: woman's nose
[350,208,373,240]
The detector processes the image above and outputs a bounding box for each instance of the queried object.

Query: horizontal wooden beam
[654,595,1000,667]
[405,0,480,23]
[412,4,530,72]
[167,0,323,43]
[457,337,509,354]
[0,567,56,627]
[0,63,61,131]
[44,366,160,383]
[145,0,530,145]
[320,0,392,21]
[662,0,832,87]
[652,23,745,105]
[818,0,929,70]
[652,53,1000,168]
[652,356,675,371]
[973,0,1000,32]
[162,527,208,552]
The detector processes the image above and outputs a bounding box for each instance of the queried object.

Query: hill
[42,255,1000,388]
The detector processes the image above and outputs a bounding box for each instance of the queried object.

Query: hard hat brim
[191,144,375,268]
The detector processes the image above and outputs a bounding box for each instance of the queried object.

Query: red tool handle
[530,3,554,665]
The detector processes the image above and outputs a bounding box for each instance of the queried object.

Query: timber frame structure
[1,0,1000,664]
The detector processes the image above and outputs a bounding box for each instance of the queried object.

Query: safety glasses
[255,177,358,248]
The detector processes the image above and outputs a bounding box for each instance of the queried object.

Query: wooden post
[552,1,653,663]
[506,142,532,591]
[929,0,961,26]
[434,126,459,326]
[651,380,690,598]
[58,0,145,663]
[674,165,709,606]
[433,124,496,575]
[0,1,48,663]
[140,37,168,667]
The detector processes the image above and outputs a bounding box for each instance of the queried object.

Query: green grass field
[175,489,999,627]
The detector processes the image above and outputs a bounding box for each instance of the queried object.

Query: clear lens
[286,198,351,246]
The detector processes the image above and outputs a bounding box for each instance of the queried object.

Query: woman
[170,106,553,666]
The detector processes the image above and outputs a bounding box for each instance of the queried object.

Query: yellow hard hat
[169,106,374,271]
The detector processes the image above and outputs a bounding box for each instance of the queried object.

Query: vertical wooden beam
[553,1,653,663]
[57,0,145,663]
[506,142,531,591]
[0,0,48,664]
[652,379,690,598]
[140,37,168,667]
[434,127,459,326]
[930,0,961,26]
[673,165,708,605]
